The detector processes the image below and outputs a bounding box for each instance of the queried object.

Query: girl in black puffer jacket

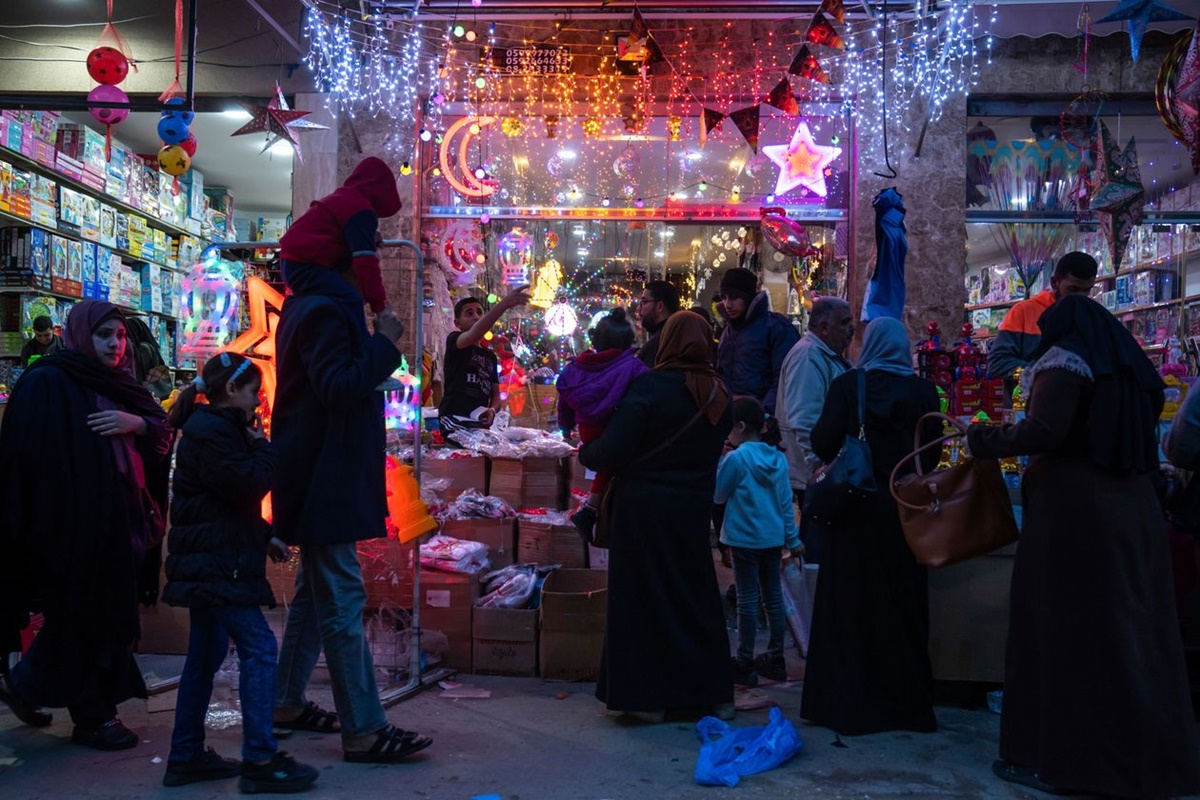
[162,353,318,794]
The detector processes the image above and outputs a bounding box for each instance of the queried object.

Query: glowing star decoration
[179,254,243,359]
[231,83,328,161]
[1097,0,1192,62]
[439,116,498,198]
[226,276,285,420]
[544,302,578,337]
[762,121,843,198]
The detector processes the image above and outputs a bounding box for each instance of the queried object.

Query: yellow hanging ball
[158,144,191,176]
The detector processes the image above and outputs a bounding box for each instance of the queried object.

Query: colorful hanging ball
[179,131,198,157]
[87,85,130,126]
[162,97,196,126]
[157,115,190,145]
[86,46,129,86]
[158,144,191,176]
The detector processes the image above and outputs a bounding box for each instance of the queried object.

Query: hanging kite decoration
[699,108,725,149]
[1089,122,1145,272]
[728,106,762,153]
[789,46,832,85]
[1097,0,1192,63]
[617,9,663,64]
[766,78,801,116]
[231,83,328,162]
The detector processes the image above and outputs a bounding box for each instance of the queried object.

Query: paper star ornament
[762,121,843,197]
[1089,123,1145,272]
[1174,23,1200,173]
[231,83,328,161]
[1097,0,1192,62]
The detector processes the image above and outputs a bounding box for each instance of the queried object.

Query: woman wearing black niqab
[0,301,171,751]
[968,294,1200,797]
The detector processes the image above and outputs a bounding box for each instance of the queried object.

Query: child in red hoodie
[279,156,400,315]
[556,309,649,538]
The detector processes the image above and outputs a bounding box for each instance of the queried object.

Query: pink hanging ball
[86,46,129,86]
[87,85,130,126]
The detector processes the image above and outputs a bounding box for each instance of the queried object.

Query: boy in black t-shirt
[438,287,529,436]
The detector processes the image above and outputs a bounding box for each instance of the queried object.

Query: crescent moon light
[439,116,498,198]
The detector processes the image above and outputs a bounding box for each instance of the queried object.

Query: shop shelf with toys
[916,321,1007,419]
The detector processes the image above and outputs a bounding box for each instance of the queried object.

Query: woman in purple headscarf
[0,301,170,751]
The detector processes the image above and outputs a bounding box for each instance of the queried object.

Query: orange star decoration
[226,276,284,522]
[227,276,284,421]
[762,121,843,198]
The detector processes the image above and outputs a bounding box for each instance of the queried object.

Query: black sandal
[274,700,340,733]
[0,672,52,728]
[343,725,433,763]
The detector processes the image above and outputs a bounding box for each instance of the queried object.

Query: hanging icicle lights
[302,5,426,118]
[839,1,997,151]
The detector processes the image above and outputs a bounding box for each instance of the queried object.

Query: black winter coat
[716,291,798,414]
[271,261,403,546]
[163,405,277,608]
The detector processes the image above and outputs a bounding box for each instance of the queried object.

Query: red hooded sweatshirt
[279,156,401,312]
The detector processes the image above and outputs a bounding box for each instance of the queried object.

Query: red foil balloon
[87,46,130,86]
[760,214,811,257]
[180,132,198,157]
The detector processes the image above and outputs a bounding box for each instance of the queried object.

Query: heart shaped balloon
[760,214,811,257]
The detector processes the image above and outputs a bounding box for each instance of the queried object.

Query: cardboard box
[567,451,593,496]
[441,517,517,567]
[420,569,480,670]
[472,606,538,676]
[359,537,417,609]
[421,454,488,498]
[927,545,1016,682]
[518,517,587,568]
[538,569,607,681]
[138,602,191,655]
[488,456,566,510]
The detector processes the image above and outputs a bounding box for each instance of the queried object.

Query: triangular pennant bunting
[766,78,800,115]
[700,107,725,148]
[618,8,663,63]
[806,12,845,50]
[729,105,762,153]
[819,0,846,24]
[789,45,832,84]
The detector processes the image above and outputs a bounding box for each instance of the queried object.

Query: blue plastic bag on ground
[693,707,803,787]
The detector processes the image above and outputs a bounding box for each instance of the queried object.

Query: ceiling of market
[0,0,1195,223]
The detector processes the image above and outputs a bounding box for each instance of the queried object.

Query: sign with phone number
[487,46,572,75]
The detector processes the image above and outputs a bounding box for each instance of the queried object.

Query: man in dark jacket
[19,315,63,366]
[715,268,799,415]
[270,157,432,763]
[636,280,680,367]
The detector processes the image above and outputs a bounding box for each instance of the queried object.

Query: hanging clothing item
[861,188,907,322]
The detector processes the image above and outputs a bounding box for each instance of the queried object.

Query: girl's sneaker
[753,653,787,682]
[239,752,318,794]
[731,657,758,688]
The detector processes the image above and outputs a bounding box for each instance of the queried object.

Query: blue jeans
[275,542,386,739]
[731,546,786,662]
[170,605,278,763]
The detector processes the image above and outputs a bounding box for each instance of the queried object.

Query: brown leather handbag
[889,413,1018,568]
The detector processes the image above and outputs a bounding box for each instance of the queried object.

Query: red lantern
[86,46,129,86]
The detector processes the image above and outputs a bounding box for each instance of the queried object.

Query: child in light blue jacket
[715,396,803,688]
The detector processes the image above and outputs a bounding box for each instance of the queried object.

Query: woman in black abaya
[0,301,170,750]
[969,294,1200,798]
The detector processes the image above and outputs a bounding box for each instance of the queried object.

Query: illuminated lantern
[436,219,485,285]
[582,117,603,137]
[498,226,533,285]
[86,46,129,85]
[500,116,524,136]
[179,253,243,360]
[158,144,191,176]
[87,84,130,126]
[382,357,422,432]
[545,302,578,337]
[667,115,683,141]
[529,258,561,308]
